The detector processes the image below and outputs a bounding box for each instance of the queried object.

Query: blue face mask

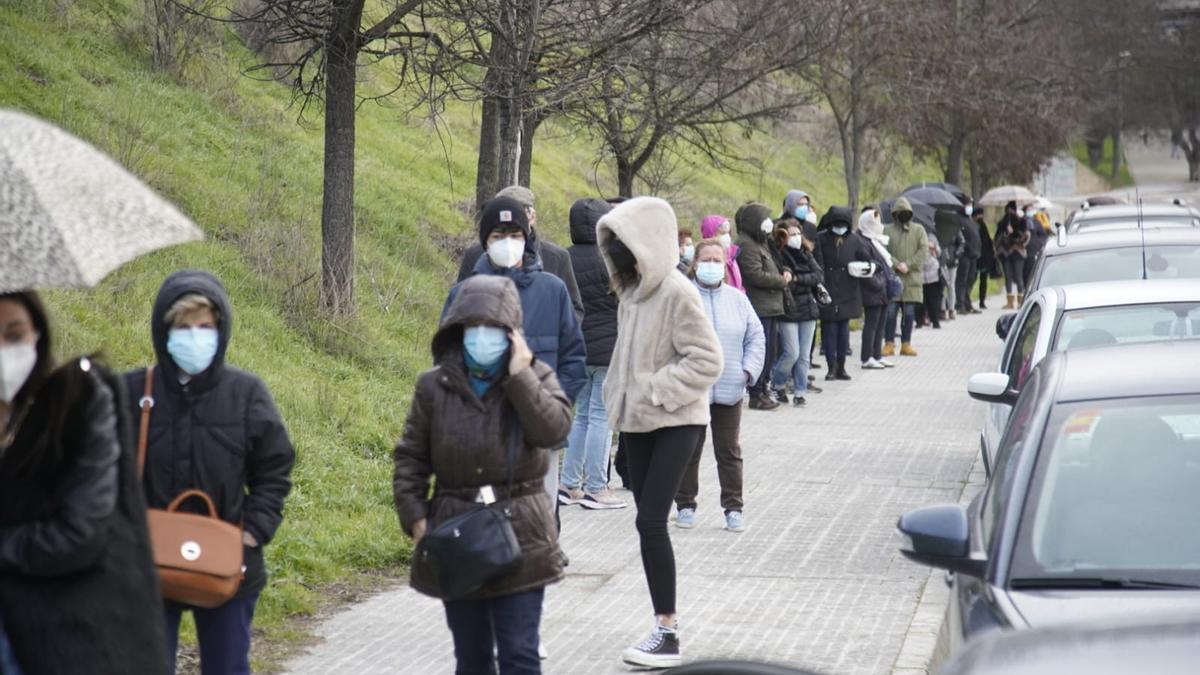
[832,225,849,236]
[794,204,810,220]
[463,326,510,367]
[167,328,219,376]
[696,261,725,286]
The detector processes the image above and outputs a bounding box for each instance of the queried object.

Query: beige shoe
[900,342,918,357]
[882,342,896,357]
[1004,294,1015,309]
[580,488,628,510]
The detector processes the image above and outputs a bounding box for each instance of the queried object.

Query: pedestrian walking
[813,206,873,380]
[597,197,723,669]
[995,201,1030,308]
[0,291,171,675]
[736,203,790,409]
[698,215,744,292]
[124,270,296,675]
[674,239,764,533]
[857,208,896,369]
[771,219,825,402]
[394,275,572,675]
[957,204,983,313]
[561,198,626,510]
[976,208,996,309]
[883,197,929,358]
[921,239,945,329]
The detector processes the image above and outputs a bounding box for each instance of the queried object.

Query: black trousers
[624,425,706,616]
[749,316,779,397]
[861,305,886,362]
[956,258,978,309]
[978,268,991,306]
[922,282,943,328]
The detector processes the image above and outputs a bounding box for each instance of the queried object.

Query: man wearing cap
[457,186,584,322]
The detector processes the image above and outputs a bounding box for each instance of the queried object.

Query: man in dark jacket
[813,207,874,379]
[976,209,996,309]
[457,186,584,322]
[957,205,983,313]
[735,202,790,410]
[125,269,295,675]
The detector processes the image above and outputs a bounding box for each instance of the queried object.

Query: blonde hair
[688,238,726,278]
[165,293,219,326]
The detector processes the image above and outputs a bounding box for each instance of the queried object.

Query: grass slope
[0,0,931,659]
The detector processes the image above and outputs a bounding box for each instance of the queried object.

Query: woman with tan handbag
[0,290,170,674]
[125,270,295,675]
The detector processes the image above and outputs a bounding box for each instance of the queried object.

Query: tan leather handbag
[138,366,244,608]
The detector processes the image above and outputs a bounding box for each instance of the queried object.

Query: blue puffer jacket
[444,254,588,403]
[694,280,766,406]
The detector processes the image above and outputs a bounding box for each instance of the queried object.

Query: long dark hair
[1,291,98,480]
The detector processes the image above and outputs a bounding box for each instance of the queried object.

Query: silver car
[1065,201,1200,233]
[1028,228,1200,295]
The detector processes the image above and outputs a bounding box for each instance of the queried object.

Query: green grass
[0,0,933,662]
[1072,137,1135,188]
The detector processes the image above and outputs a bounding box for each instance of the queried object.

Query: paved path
[287,309,1000,675]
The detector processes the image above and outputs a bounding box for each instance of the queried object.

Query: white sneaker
[538,642,548,660]
[580,488,628,510]
[878,358,896,368]
[862,359,885,370]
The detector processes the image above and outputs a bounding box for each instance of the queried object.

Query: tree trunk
[944,115,967,186]
[319,0,364,316]
[495,91,522,190]
[518,112,544,188]
[476,94,501,212]
[1110,126,1123,181]
[616,157,635,198]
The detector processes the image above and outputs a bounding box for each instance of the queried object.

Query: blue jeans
[444,587,545,675]
[562,366,610,493]
[772,321,817,390]
[166,594,259,675]
[0,614,22,675]
[820,320,851,362]
[885,302,916,344]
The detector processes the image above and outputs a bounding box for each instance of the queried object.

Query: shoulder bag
[138,366,245,608]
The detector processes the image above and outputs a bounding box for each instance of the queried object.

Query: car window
[1005,304,1042,389]
[1012,395,1200,580]
[1055,303,1200,350]
[981,368,1043,546]
[1039,245,1200,288]
[1072,216,1200,232]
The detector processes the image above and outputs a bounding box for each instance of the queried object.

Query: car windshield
[1072,216,1200,232]
[1012,396,1200,583]
[1054,303,1200,350]
[1038,246,1200,288]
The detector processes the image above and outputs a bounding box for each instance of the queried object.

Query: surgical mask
[718,233,732,249]
[681,245,695,263]
[463,326,510,367]
[1017,209,1026,218]
[167,327,219,376]
[696,261,725,286]
[759,218,774,235]
[487,237,525,269]
[832,225,849,236]
[0,342,38,404]
[965,205,974,216]
[787,235,804,249]
[794,204,810,220]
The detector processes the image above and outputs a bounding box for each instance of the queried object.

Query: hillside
[0,0,930,660]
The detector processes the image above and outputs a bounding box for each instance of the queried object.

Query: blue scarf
[464,352,503,398]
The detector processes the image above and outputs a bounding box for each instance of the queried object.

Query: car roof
[1072,203,1198,220]
[1056,279,1200,310]
[1043,227,1200,256]
[1050,340,1200,402]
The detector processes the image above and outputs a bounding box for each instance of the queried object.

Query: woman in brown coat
[393,275,573,675]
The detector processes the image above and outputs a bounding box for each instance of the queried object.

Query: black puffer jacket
[813,208,873,321]
[778,244,823,322]
[1,362,170,674]
[124,270,295,600]
[567,198,618,366]
[962,216,983,259]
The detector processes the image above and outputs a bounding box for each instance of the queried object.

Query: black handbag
[412,419,523,600]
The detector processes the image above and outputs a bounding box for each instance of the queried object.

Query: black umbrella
[880,198,938,236]
[904,181,970,205]
[902,185,968,211]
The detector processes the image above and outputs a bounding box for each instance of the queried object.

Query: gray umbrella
[902,186,967,211]
[0,109,203,293]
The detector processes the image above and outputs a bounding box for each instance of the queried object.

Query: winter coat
[458,236,584,322]
[448,254,587,403]
[962,216,983,259]
[923,240,943,284]
[859,234,892,308]
[734,204,788,318]
[777,244,823,322]
[995,213,1030,258]
[885,198,930,304]
[1028,214,1051,258]
[693,280,765,406]
[567,199,618,366]
[2,362,170,674]
[700,215,744,292]
[941,228,966,267]
[978,216,997,271]
[813,207,874,321]
[124,270,295,600]
[394,276,571,600]
[598,197,723,433]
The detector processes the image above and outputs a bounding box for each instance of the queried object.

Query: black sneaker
[773,388,789,404]
[748,395,780,411]
[621,623,681,669]
[810,362,822,370]
[792,396,807,407]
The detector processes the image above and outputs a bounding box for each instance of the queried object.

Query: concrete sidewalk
[286,308,1000,675]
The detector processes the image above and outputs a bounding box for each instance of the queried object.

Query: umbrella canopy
[979,185,1037,207]
[0,109,203,293]
[903,181,970,205]
[902,186,967,211]
[1029,196,1055,211]
[880,198,938,235]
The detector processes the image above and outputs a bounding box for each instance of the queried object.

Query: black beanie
[478,196,531,246]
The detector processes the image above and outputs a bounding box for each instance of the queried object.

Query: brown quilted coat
[393,275,572,599]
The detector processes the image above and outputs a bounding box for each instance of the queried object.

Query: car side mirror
[897,504,986,577]
[996,313,1017,341]
[968,372,1018,405]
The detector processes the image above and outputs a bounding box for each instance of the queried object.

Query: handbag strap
[137,366,155,477]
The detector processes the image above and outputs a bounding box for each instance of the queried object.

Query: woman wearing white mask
[125,270,295,675]
[771,220,825,405]
[1,291,169,674]
[699,215,744,292]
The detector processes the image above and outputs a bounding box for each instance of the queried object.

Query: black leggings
[624,425,706,616]
[861,305,886,362]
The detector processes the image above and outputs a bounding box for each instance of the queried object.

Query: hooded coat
[978,215,997,272]
[393,276,571,600]
[1,362,171,674]
[884,197,931,304]
[699,215,743,292]
[567,199,618,367]
[448,252,587,403]
[124,270,296,600]
[813,207,874,321]
[598,197,723,433]
[781,190,811,221]
[734,203,788,318]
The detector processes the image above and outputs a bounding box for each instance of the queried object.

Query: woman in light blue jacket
[673,239,765,533]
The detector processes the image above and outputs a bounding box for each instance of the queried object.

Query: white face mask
[487,237,525,269]
[718,233,732,249]
[681,244,695,262]
[965,205,974,216]
[787,235,804,249]
[0,342,38,404]
[1017,209,1026,218]
[759,218,775,235]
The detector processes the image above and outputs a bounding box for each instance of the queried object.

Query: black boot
[836,359,852,380]
[825,359,838,381]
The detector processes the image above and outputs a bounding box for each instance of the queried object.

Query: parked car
[898,340,1200,657]
[1064,201,1200,233]
[1026,228,1200,295]
[980,279,1200,474]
